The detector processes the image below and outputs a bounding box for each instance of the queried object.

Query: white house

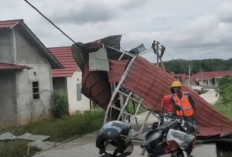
[49,47,90,114]
[191,71,232,87]
[0,19,62,127]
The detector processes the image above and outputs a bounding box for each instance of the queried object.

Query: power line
[24,0,78,46]
[163,49,190,74]
[139,48,152,55]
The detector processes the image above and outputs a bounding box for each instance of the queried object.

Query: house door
[0,71,17,127]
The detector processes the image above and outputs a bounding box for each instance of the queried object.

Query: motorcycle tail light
[166,141,179,152]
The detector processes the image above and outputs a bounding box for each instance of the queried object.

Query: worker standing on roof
[171,80,197,157]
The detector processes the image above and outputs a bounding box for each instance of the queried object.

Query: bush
[52,91,69,118]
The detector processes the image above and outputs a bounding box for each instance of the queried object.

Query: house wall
[0,29,14,63]
[0,71,17,127]
[67,71,90,114]
[14,28,53,125]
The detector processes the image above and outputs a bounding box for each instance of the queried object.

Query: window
[32,81,40,99]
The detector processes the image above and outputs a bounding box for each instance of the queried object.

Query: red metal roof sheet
[192,71,232,80]
[72,35,232,139]
[82,62,111,109]
[49,47,79,77]
[0,63,30,70]
[0,19,22,29]
[107,57,232,138]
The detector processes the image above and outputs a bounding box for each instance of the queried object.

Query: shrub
[52,90,69,118]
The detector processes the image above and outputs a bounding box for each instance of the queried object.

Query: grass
[214,76,232,120]
[0,109,105,157]
[214,102,232,120]
[0,140,40,157]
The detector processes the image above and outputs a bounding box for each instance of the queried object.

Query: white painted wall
[14,27,53,125]
[67,71,90,114]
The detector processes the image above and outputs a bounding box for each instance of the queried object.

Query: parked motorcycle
[96,120,134,157]
[141,111,198,157]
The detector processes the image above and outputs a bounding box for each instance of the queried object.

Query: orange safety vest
[172,92,194,117]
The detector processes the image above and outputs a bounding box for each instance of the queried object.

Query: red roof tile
[0,63,30,70]
[49,47,79,77]
[0,19,22,29]
[192,71,232,80]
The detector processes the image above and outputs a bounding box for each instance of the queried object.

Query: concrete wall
[67,71,90,114]
[0,29,14,63]
[0,71,17,127]
[14,28,53,125]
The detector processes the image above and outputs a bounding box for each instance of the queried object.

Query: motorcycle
[141,110,198,157]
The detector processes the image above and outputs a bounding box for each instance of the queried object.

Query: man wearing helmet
[170,80,197,157]
[171,81,196,122]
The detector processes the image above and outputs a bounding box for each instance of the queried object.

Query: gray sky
[1,0,232,62]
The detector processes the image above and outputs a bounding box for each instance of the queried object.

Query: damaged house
[71,35,232,139]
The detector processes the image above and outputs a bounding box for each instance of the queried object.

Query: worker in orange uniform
[171,81,196,122]
[171,80,197,157]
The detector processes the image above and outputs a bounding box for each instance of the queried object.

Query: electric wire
[24,0,78,46]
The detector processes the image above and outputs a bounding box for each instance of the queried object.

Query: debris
[0,132,16,140]
[29,140,60,150]
[16,133,50,141]
[72,35,232,139]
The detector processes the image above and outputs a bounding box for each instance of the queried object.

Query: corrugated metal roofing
[72,35,232,139]
[192,71,232,80]
[108,57,232,138]
[0,19,22,29]
[0,62,30,70]
[49,47,79,77]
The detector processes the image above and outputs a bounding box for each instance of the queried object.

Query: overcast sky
[1,0,232,62]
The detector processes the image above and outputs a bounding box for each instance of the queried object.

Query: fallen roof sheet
[72,35,232,139]
[108,57,232,138]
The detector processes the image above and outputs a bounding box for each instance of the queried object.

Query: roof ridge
[0,19,23,23]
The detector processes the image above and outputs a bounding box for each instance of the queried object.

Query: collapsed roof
[72,35,232,139]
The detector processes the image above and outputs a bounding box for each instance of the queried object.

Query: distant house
[173,73,188,84]
[170,73,189,85]
[49,47,90,114]
[0,19,62,127]
[191,71,232,87]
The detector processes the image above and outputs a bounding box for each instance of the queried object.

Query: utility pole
[156,41,159,67]
[188,65,191,87]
